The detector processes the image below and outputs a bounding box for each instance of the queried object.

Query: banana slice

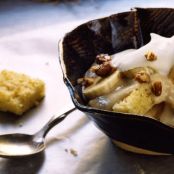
[83,70,122,99]
[89,82,139,110]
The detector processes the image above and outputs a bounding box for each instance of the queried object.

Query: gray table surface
[1,1,174,174]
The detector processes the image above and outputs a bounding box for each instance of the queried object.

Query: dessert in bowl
[59,8,174,155]
[83,33,174,122]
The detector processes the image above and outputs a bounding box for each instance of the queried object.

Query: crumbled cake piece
[0,70,45,115]
[70,148,78,157]
[112,84,154,115]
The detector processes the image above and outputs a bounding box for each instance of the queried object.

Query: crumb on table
[70,148,78,157]
[64,148,78,157]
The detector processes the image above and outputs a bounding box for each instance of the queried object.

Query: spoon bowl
[0,134,43,157]
[0,107,76,158]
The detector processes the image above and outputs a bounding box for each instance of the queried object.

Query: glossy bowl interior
[59,8,174,155]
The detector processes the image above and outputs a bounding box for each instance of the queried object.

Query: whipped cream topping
[111,33,174,75]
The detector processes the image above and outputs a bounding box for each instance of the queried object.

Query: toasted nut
[135,71,150,83]
[96,54,111,64]
[95,62,116,77]
[145,51,157,61]
[77,77,95,87]
[89,65,100,72]
[151,81,162,96]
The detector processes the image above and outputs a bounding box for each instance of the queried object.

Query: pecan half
[151,81,162,96]
[95,62,116,77]
[145,51,157,61]
[96,54,111,64]
[135,71,150,83]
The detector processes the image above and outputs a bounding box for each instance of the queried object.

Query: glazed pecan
[151,81,162,96]
[95,62,116,77]
[96,54,111,64]
[145,51,157,61]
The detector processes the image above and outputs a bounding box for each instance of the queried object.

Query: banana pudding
[79,33,174,126]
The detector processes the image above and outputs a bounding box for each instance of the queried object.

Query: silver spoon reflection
[0,107,76,158]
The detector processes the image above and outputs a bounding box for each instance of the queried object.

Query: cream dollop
[111,33,174,75]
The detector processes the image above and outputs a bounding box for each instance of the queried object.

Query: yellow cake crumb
[0,70,45,115]
[112,84,154,115]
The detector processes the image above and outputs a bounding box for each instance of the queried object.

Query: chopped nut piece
[89,65,100,72]
[151,81,162,96]
[96,54,111,64]
[145,51,157,61]
[135,71,150,83]
[77,77,95,87]
[95,62,116,77]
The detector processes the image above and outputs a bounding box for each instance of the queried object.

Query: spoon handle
[35,107,76,138]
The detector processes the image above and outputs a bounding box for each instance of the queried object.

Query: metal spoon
[0,107,76,158]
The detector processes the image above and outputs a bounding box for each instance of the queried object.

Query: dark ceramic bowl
[59,8,174,155]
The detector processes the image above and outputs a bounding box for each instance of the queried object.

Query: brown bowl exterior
[59,8,174,154]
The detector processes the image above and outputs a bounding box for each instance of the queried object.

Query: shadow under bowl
[59,7,174,155]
